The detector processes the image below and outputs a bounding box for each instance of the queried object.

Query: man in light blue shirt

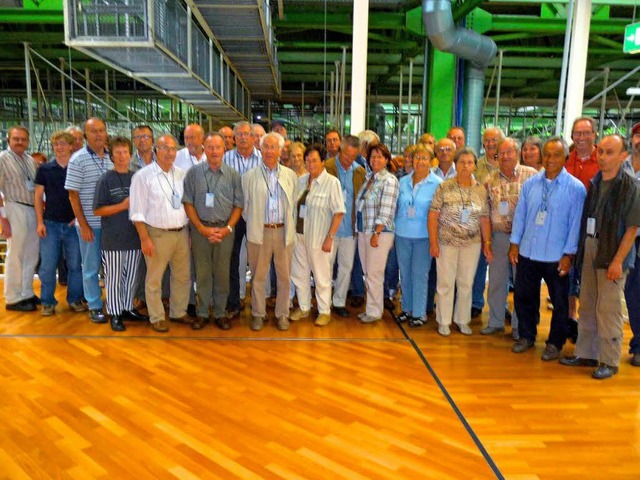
[508,136,586,360]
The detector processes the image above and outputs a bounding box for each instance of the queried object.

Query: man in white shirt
[174,124,206,171]
[130,134,191,333]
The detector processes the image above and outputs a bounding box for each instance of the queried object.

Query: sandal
[408,316,426,328]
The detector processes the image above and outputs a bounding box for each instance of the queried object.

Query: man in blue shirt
[508,136,586,360]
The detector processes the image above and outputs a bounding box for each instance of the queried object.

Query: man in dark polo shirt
[183,132,243,330]
[34,130,86,316]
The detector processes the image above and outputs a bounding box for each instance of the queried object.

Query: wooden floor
[1,279,639,480]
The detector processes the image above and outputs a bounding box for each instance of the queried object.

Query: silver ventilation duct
[422,0,497,152]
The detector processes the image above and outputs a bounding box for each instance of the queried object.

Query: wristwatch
[226,225,233,233]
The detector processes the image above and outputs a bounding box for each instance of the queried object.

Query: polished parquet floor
[1,279,639,480]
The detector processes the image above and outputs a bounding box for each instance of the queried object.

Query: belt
[14,201,34,208]
[164,226,185,232]
[264,223,284,229]
[587,232,600,238]
[203,221,226,227]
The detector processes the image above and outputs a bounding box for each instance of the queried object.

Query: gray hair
[260,131,285,149]
[543,136,570,157]
[454,146,478,165]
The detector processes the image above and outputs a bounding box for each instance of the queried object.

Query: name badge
[25,179,35,191]
[205,193,214,208]
[299,205,307,219]
[171,191,182,210]
[535,210,547,226]
[498,201,509,216]
[586,217,596,236]
[342,189,348,202]
[408,206,416,218]
[460,208,470,224]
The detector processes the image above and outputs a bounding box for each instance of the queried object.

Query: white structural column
[350,0,369,134]
[562,0,591,143]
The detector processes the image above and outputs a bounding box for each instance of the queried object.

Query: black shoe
[408,316,426,328]
[568,318,579,344]
[333,306,350,318]
[187,303,197,317]
[592,364,618,379]
[27,295,42,305]
[350,296,364,308]
[471,307,482,318]
[6,300,37,312]
[512,338,534,353]
[384,297,395,311]
[560,355,598,367]
[505,310,512,324]
[192,317,208,330]
[397,311,411,323]
[632,353,640,367]
[215,317,231,330]
[89,309,107,323]
[110,315,126,332]
[122,309,149,321]
[226,306,241,318]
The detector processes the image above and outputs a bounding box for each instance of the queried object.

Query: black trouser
[515,255,568,349]
[227,217,247,311]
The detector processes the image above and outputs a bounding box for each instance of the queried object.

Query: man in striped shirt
[223,121,262,317]
[0,125,40,311]
[65,117,114,323]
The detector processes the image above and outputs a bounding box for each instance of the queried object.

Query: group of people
[1,115,639,380]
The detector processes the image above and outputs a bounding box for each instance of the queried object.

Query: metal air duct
[422,0,497,152]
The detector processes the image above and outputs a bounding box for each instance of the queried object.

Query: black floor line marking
[389,310,505,480]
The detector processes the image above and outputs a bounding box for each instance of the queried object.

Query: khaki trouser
[575,237,627,366]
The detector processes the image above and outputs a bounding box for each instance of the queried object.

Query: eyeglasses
[235,132,251,137]
[414,155,431,161]
[51,142,71,148]
[438,147,453,153]
[133,134,152,140]
[262,144,280,151]
[157,145,178,152]
[498,149,517,157]
[573,131,594,138]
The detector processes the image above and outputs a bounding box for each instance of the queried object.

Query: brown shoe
[170,315,192,324]
[152,319,170,332]
[215,317,231,330]
[191,317,207,330]
[276,316,290,331]
[314,313,332,326]
[290,308,310,321]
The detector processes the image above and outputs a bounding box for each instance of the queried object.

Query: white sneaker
[438,324,451,336]
[358,312,368,320]
[458,324,472,335]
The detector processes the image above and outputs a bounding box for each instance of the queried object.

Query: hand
[141,237,155,257]
[322,236,333,253]
[370,233,379,248]
[508,244,519,266]
[557,255,572,277]
[0,217,11,239]
[483,244,493,263]
[207,228,224,243]
[37,223,47,238]
[121,197,130,209]
[79,224,94,242]
[430,243,439,258]
[606,260,623,282]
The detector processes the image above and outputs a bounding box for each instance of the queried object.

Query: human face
[184,125,204,156]
[84,119,107,153]
[447,128,465,150]
[542,140,567,180]
[70,130,84,152]
[51,138,73,160]
[325,132,341,157]
[483,128,501,159]
[522,143,542,170]
[132,128,153,155]
[413,151,431,176]
[219,127,235,151]
[234,124,252,151]
[252,125,265,148]
[290,147,304,172]
[155,136,178,170]
[597,135,627,179]
[436,139,456,167]
[273,124,287,138]
[339,145,359,168]
[404,152,414,172]
[369,148,388,174]
[422,135,435,152]
[632,129,640,156]
[571,120,596,153]
[8,128,29,156]
[305,150,324,179]
[204,135,225,170]
[455,153,476,179]
[497,141,519,176]
[111,144,131,172]
[261,135,281,168]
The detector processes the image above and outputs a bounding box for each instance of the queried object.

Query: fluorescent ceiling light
[626,88,640,96]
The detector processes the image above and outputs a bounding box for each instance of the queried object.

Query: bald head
[184,124,205,156]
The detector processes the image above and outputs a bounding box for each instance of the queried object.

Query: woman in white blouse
[290,144,345,326]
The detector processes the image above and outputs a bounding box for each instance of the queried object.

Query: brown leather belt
[264,223,284,229]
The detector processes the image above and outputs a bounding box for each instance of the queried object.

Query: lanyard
[8,150,34,181]
[541,177,557,212]
[157,165,177,204]
[261,163,280,198]
[457,182,472,209]
[204,167,221,194]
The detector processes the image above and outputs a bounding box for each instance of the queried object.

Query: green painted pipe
[0,9,64,23]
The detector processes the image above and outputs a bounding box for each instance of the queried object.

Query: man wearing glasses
[131,125,156,171]
[130,135,190,333]
[433,138,457,180]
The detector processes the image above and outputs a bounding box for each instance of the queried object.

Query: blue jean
[396,236,431,317]
[77,226,103,310]
[350,242,365,297]
[426,257,437,312]
[472,252,488,309]
[625,240,640,354]
[39,220,83,306]
[384,241,399,296]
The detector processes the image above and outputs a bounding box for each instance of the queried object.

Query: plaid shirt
[356,168,399,233]
[485,164,538,233]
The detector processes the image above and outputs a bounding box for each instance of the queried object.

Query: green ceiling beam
[278,52,402,64]
[279,64,389,75]
[490,32,559,42]
[275,12,405,30]
[453,0,486,22]
[0,32,63,43]
[590,34,623,50]
[490,16,627,34]
[501,46,620,55]
[0,9,64,23]
[277,40,418,51]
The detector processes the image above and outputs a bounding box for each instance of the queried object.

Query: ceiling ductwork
[422,0,497,151]
[63,0,250,123]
